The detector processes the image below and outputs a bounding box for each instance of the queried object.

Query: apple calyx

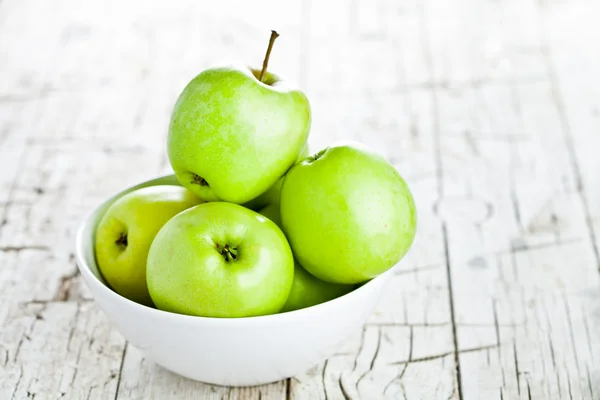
[217,243,238,262]
[308,149,327,163]
[259,30,279,83]
[191,173,209,187]
[115,232,128,249]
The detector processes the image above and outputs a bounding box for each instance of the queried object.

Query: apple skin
[280,141,417,284]
[168,65,311,204]
[94,185,202,306]
[259,204,354,312]
[281,263,355,313]
[244,142,310,211]
[146,202,295,318]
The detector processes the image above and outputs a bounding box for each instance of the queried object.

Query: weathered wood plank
[419,1,600,400]
[422,0,600,395]
[0,301,125,399]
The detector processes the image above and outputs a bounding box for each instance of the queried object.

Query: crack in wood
[508,83,524,234]
[510,238,582,255]
[0,200,34,208]
[86,385,97,400]
[113,342,127,400]
[21,298,92,306]
[53,268,81,302]
[0,245,50,253]
[383,326,413,395]
[351,326,366,372]
[442,224,464,399]
[10,366,23,400]
[492,299,501,355]
[566,369,573,400]
[388,343,497,366]
[70,366,78,388]
[355,327,382,389]
[562,294,581,378]
[338,374,351,400]
[353,76,551,95]
[402,293,409,323]
[0,120,37,240]
[394,263,443,276]
[446,384,456,400]
[509,239,519,281]
[548,331,556,368]
[582,304,594,362]
[285,378,292,400]
[463,129,480,156]
[367,322,449,328]
[13,306,44,366]
[459,321,523,328]
[13,334,27,363]
[321,359,328,400]
[513,341,520,395]
[399,381,408,400]
[586,364,594,399]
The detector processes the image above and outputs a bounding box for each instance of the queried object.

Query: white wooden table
[1,0,599,398]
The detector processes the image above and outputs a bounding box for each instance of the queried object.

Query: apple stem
[259,30,279,82]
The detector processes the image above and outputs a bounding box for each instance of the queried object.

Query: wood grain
[0,0,599,398]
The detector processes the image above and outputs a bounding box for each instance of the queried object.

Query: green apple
[244,141,310,211]
[280,141,417,284]
[282,262,355,312]
[167,62,310,204]
[94,185,201,306]
[147,202,294,317]
[259,204,354,312]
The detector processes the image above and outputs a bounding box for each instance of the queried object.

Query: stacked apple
[94,32,417,318]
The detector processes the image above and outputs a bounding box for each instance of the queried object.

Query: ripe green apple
[244,141,310,211]
[167,65,311,204]
[259,204,354,312]
[147,202,294,317]
[94,185,202,306]
[280,141,417,284]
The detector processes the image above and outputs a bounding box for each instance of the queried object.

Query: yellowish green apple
[280,141,417,284]
[94,185,201,306]
[147,202,294,317]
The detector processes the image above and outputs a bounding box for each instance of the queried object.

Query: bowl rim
[75,173,398,326]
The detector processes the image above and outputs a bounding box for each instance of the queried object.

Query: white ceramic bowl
[75,174,397,386]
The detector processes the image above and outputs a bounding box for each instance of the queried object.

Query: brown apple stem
[259,30,279,82]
